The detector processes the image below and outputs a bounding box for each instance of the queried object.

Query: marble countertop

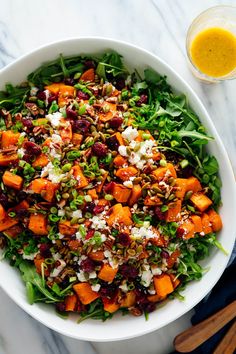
[0,1,235,353]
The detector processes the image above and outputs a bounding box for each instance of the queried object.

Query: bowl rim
[0,36,235,342]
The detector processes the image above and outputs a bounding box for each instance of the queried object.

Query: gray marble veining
[0,1,235,353]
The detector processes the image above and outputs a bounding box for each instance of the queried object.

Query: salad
[0,52,224,322]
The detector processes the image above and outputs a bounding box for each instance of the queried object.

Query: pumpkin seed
[127,249,136,256]
[62,193,70,199]
[185,190,193,200]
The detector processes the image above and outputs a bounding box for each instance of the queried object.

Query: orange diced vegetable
[0,152,18,166]
[167,250,181,268]
[112,184,131,203]
[28,213,48,235]
[80,68,95,82]
[120,291,136,307]
[30,178,48,193]
[115,166,138,181]
[128,184,142,206]
[3,224,23,238]
[166,200,182,222]
[0,215,18,232]
[65,294,77,312]
[59,121,72,142]
[1,131,20,148]
[59,220,78,236]
[191,215,203,233]
[87,189,98,200]
[34,257,48,276]
[99,103,117,122]
[72,133,83,146]
[107,203,133,227]
[113,155,127,167]
[12,200,29,212]
[207,209,223,232]
[0,203,6,221]
[96,171,108,193]
[41,182,59,202]
[154,274,174,297]
[2,171,23,190]
[58,85,76,107]
[144,195,162,206]
[113,132,124,146]
[68,239,81,251]
[73,283,99,305]
[186,176,202,192]
[72,165,89,189]
[152,163,177,180]
[102,295,120,313]
[174,178,187,199]
[201,213,213,235]
[190,192,212,212]
[147,294,166,303]
[45,83,63,94]
[32,154,49,168]
[181,221,195,239]
[98,264,118,282]
[88,251,105,261]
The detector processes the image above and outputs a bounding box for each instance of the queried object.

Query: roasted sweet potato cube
[181,221,195,239]
[190,192,212,212]
[120,291,136,307]
[207,209,222,232]
[112,184,131,203]
[201,213,213,235]
[186,176,202,192]
[152,163,177,180]
[65,294,77,312]
[28,213,48,235]
[191,215,203,233]
[32,154,49,168]
[154,274,174,297]
[128,184,142,206]
[102,295,120,313]
[98,264,118,282]
[115,166,138,181]
[72,165,88,189]
[2,171,23,190]
[0,152,18,166]
[59,220,78,236]
[73,283,99,305]
[174,178,187,199]
[166,200,181,222]
[1,131,20,148]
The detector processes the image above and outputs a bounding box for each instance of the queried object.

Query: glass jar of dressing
[186,6,236,82]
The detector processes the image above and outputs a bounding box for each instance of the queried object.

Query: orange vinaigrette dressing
[190,27,236,77]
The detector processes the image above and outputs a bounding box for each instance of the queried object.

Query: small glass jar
[186,6,236,83]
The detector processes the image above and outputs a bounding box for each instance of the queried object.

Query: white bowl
[0,38,235,342]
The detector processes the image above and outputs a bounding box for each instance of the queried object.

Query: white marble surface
[0,0,235,353]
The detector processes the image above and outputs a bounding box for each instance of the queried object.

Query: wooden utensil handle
[174,300,236,353]
[213,320,236,354]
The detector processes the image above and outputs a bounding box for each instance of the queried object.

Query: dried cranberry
[22,118,33,128]
[72,119,90,134]
[80,258,95,272]
[22,153,31,162]
[92,142,108,158]
[56,302,66,312]
[39,243,51,258]
[66,108,77,120]
[136,94,148,106]
[117,232,130,247]
[16,209,29,218]
[115,78,125,90]
[17,191,27,202]
[77,300,85,313]
[135,289,147,303]
[63,77,75,86]
[154,206,166,221]
[140,301,156,313]
[0,193,9,208]
[120,264,138,279]
[181,166,194,178]
[84,60,95,69]
[93,205,105,215]
[100,283,117,298]
[109,116,123,129]
[48,94,58,105]
[37,91,46,101]
[77,90,90,100]
[143,165,153,174]
[176,227,185,238]
[85,229,95,240]
[23,141,41,156]
[161,250,169,259]
[106,135,119,151]
[103,181,115,194]
[84,202,95,213]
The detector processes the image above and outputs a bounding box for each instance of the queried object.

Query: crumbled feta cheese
[141,266,153,287]
[90,216,107,230]
[91,284,101,292]
[22,252,38,260]
[119,283,129,293]
[58,209,65,217]
[44,90,50,106]
[101,234,107,242]
[151,266,162,276]
[30,86,38,96]
[131,226,158,240]
[51,133,63,144]
[75,231,83,241]
[123,180,133,188]
[89,271,97,279]
[46,112,63,128]
[77,271,87,282]
[41,162,66,183]
[122,126,139,142]
[148,289,156,295]
[17,147,25,158]
[53,253,61,260]
[72,210,82,219]
[118,145,127,157]
[50,259,66,277]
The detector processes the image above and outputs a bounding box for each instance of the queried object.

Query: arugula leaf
[96,51,128,80]
[144,68,162,84]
